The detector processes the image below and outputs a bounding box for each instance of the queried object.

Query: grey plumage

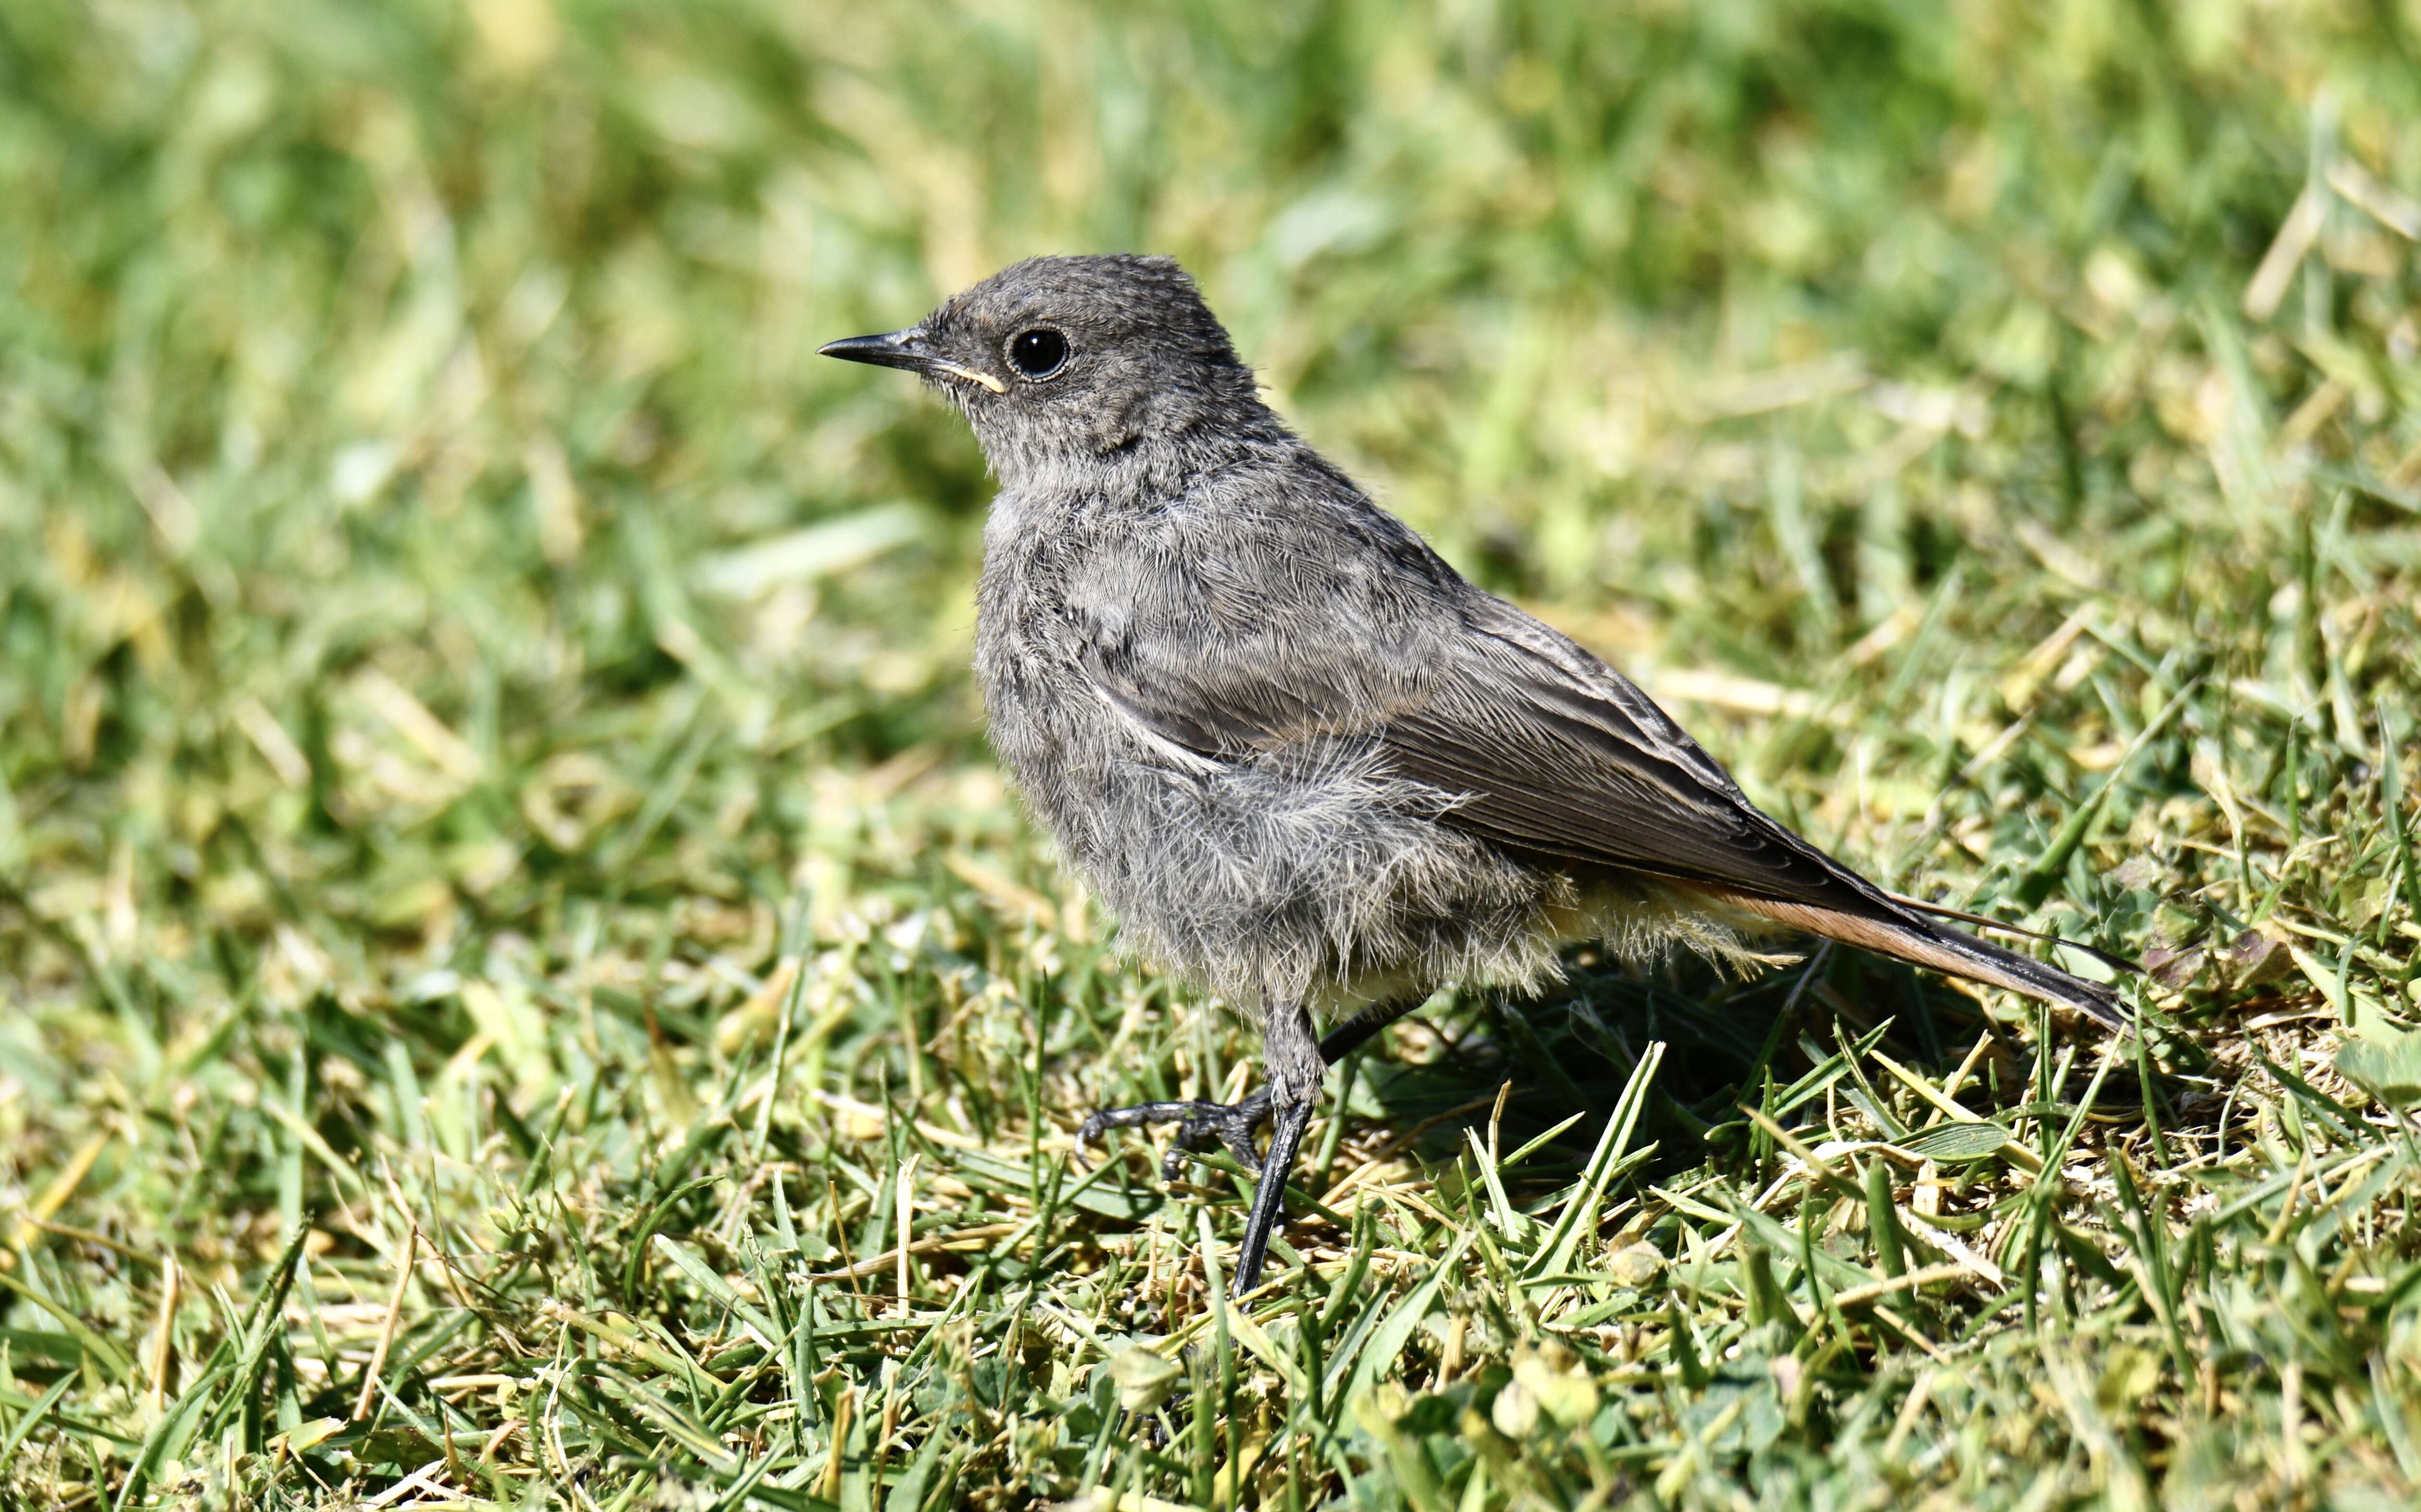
[822,253,2128,1296]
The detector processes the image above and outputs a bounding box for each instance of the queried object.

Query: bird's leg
[1076,1087,1273,1179]
[1229,1000,1322,1298]
[1311,993,1428,1065]
[1074,995,1422,1181]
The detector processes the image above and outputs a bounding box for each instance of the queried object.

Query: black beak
[818,327,1007,393]
[817,328,937,373]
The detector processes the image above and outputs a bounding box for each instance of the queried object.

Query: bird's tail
[1687,888,2131,1029]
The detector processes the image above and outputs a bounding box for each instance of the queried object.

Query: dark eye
[1007,328,1068,379]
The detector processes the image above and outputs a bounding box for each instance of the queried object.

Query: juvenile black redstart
[822,255,2126,1296]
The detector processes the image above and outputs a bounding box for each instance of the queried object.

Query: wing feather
[1076,580,1897,917]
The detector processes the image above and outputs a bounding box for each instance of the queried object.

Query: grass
[3,0,2421,1505]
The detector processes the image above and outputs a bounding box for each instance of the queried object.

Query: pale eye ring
[1006,328,1069,380]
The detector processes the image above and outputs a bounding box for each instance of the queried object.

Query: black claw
[1168,1099,1268,1177]
[1079,1085,1309,1295]
[1076,1090,1275,1181]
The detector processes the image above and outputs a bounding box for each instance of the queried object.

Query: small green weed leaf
[268,1416,348,1454]
[2336,1031,2421,1106]
[1104,1344,1183,1413]
[1898,1122,2016,1164]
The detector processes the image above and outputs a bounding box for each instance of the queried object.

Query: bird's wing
[1075,580,1888,915]
[1374,595,1882,909]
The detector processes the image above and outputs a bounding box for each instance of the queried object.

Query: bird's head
[820,255,1263,483]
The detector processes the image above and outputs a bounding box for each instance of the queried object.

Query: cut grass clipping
[5,1,2421,1508]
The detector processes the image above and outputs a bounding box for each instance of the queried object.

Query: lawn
[4,0,2421,1507]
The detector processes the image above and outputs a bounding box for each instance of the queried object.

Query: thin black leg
[1075,994,1428,1182]
[1076,1089,1273,1177]
[1314,994,1424,1065]
[1228,1001,1324,1296]
[1229,1092,1313,1297]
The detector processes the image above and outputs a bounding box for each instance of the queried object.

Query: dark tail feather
[1691,889,2131,1029]
[1884,890,2143,979]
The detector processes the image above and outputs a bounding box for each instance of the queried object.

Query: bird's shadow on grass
[1338,945,2160,1198]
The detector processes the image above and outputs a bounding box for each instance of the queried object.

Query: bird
[820,254,2128,1298]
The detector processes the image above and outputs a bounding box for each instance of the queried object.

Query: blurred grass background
[4,0,2421,1506]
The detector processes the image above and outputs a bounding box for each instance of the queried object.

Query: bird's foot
[1075,1086,1273,1181]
